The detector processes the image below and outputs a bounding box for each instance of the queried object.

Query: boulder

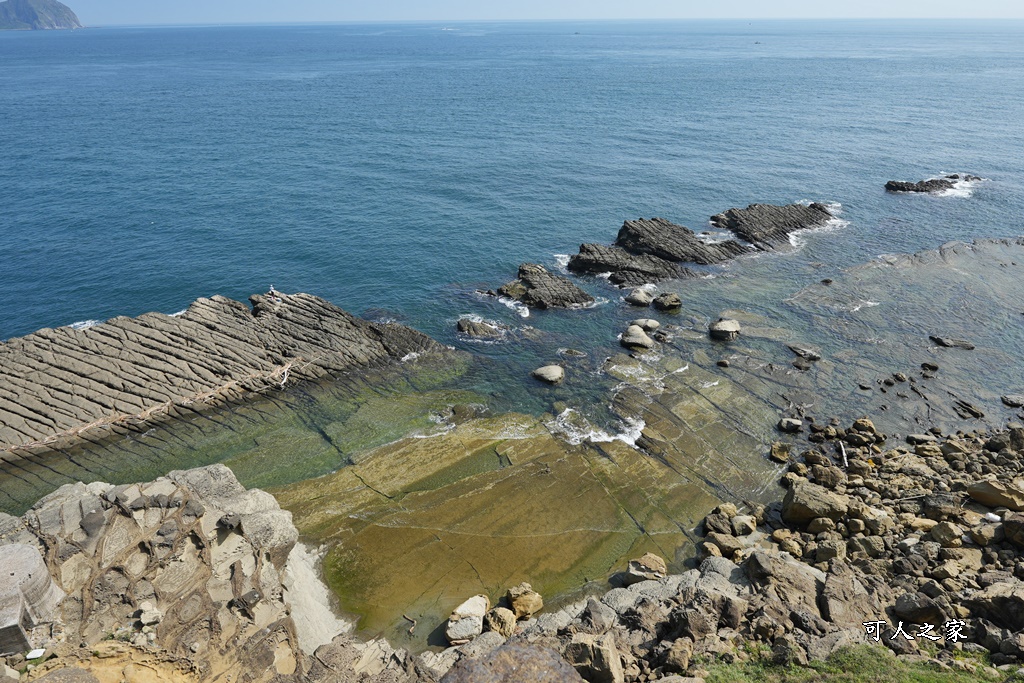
[1002,395,1024,408]
[532,365,566,385]
[782,482,849,524]
[622,553,667,586]
[564,633,624,683]
[630,318,660,332]
[579,597,617,635]
[620,325,655,350]
[965,581,1024,631]
[498,264,595,309]
[968,480,1024,511]
[709,319,741,341]
[484,607,517,638]
[777,418,803,433]
[1003,513,1024,548]
[769,442,790,463]
[440,643,585,683]
[929,521,964,548]
[446,595,491,644]
[507,583,543,620]
[652,293,682,311]
[894,592,945,624]
[624,289,654,306]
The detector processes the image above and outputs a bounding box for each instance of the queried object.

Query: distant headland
[0,0,81,30]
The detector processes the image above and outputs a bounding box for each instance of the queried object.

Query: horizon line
[73,16,1024,29]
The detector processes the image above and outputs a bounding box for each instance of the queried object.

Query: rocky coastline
[0,292,444,460]
[2,187,1022,681]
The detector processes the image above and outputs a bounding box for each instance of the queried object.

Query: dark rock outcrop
[0,292,443,453]
[710,203,834,250]
[886,175,980,194]
[0,0,81,29]
[568,217,747,286]
[498,264,595,309]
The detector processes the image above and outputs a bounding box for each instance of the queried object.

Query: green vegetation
[705,645,999,683]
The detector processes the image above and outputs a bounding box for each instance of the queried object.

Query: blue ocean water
[1,19,1023,365]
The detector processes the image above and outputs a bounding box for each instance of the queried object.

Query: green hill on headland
[0,0,81,29]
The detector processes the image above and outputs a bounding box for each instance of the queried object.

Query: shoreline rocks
[498,264,595,310]
[886,175,981,194]
[0,291,443,457]
[710,202,834,251]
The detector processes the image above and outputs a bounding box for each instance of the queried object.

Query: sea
[2,19,1024,484]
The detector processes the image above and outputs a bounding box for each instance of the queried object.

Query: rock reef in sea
[0,291,442,454]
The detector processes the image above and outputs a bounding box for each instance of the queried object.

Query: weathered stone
[929,336,975,350]
[778,418,803,434]
[532,365,566,385]
[782,482,849,524]
[621,325,655,350]
[484,607,517,638]
[1003,513,1024,548]
[564,633,624,683]
[929,521,964,548]
[663,638,692,674]
[769,442,790,464]
[499,264,594,310]
[652,293,682,311]
[623,553,667,586]
[457,319,504,339]
[579,598,617,635]
[788,344,822,361]
[965,581,1024,631]
[710,203,833,250]
[709,318,741,341]
[624,289,654,306]
[886,178,955,193]
[446,595,491,644]
[441,642,585,683]
[968,480,1024,511]
[507,583,543,620]
[0,292,444,453]
[731,515,757,536]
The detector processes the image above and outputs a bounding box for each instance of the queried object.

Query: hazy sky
[70,0,1024,26]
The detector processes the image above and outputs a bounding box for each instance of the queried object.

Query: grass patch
[705,645,998,683]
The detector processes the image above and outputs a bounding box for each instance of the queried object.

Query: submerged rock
[652,292,682,311]
[929,335,975,350]
[710,202,833,250]
[532,365,566,384]
[499,263,595,309]
[621,325,655,350]
[624,287,654,306]
[457,318,504,338]
[709,318,741,341]
[886,178,955,193]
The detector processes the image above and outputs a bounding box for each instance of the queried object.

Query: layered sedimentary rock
[710,203,834,250]
[498,264,594,309]
[885,174,980,194]
[569,205,833,287]
[568,217,748,286]
[0,292,441,454]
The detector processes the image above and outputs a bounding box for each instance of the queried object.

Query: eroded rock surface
[709,203,833,250]
[0,292,441,455]
[498,264,595,309]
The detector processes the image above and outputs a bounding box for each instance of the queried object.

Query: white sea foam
[936,175,987,198]
[701,380,720,389]
[400,351,421,362]
[497,296,530,318]
[169,309,188,318]
[69,319,100,330]
[455,314,510,343]
[553,254,571,271]
[849,300,881,313]
[547,408,645,447]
